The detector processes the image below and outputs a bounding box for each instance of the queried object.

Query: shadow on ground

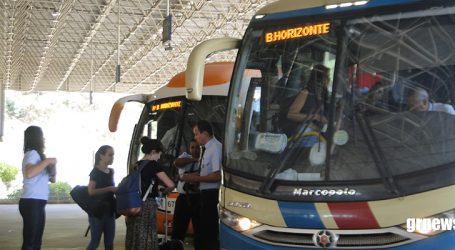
[0,204,194,250]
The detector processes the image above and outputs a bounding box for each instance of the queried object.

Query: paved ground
[0,204,193,250]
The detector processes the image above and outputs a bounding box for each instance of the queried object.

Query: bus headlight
[219,207,262,232]
[400,209,455,236]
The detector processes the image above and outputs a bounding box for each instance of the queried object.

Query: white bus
[185,0,455,249]
[109,62,233,235]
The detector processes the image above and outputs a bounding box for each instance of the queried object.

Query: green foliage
[6,182,72,203]
[49,181,72,202]
[0,162,19,190]
[5,95,48,122]
[5,99,16,117]
[7,189,22,199]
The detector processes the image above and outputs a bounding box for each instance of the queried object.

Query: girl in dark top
[87,145,117,250]
[125,137,175,250]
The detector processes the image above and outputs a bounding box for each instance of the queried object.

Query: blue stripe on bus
[277,201,324,229]
[253,0,424,23]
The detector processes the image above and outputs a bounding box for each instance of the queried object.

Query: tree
[49,181,72,202]
[0,162,19,191]
[7,189,21,199]
[7,182,73,203]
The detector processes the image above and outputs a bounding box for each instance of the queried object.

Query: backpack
[115,160,154,216]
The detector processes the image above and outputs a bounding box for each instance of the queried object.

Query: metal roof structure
[0,0,274,94]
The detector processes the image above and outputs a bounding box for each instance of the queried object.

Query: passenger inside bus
[366,81,388,106]
[161,125,178,154]
[361,80,392,115]
[285,64,330,137]
[407,87,455,115]
[158,110,194,158]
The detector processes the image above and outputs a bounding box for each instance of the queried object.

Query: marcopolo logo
[293,188,356,196]
[406,218,455,233]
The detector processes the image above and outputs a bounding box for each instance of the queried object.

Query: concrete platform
[0,204,193,250]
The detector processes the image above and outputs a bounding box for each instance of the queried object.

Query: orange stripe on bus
[168,62,234,88]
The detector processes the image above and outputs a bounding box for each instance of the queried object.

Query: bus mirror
[108,94,149,132]
[186,37,241,101]
[109,101,124,132]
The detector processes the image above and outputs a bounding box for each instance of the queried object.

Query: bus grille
[252,229,412,248]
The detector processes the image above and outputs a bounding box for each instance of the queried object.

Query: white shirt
[21,150,49,200]
[176,152,199,194]
[199,137,222,190]
[429,102,455,115]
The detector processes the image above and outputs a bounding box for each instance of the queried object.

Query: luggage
[115,160,153,216]
[70,185,108,218]
[70,185,95,237]
[159,192,184,250]
[70,185,92,216]
[159,240,184,250]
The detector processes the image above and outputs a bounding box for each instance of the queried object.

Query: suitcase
[159,192,184,250]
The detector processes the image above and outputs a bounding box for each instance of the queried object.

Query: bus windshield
[130,95,226,167]
[225,7,455,199]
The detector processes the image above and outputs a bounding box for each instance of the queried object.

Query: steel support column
[0,81,4,141]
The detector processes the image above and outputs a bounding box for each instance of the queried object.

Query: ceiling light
[185,1,194,9]
[354,1,369,6]
[325,1,368,9]
[51,9,60,18]
[340,2,353,7]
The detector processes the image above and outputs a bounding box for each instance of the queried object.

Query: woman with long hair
[125,137,175,250]
[87,145,117,250]
[20,125,57,250]
[287,64,330,125]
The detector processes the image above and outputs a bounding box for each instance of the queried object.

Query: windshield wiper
[355,111,401,196]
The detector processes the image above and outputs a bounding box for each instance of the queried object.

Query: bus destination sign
[151,101,182,111]
[265,23,330,43]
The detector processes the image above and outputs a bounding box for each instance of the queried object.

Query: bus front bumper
[220,223,455,250]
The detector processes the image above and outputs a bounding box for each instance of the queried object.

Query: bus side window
[240,78,262,150]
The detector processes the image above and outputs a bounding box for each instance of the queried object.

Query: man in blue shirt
[180,120,221,250]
